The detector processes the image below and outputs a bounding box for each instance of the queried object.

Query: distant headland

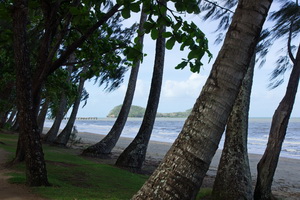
[107,105,192,118]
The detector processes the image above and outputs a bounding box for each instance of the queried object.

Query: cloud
[162,73,207,98]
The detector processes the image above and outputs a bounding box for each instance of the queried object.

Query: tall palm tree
[82,8,147,156]
[54,67,87,146]
[132,0,273,199]
[44,65,73,144]
[255,2,300,199]
[12,0,49,186]
[115,2,167,170]
[212,54,255,200]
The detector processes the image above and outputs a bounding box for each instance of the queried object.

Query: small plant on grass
[68,126,82,147]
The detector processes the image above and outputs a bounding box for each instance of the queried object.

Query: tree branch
[49,4,121,75]
[203,0,234,14]
[287,20,296,64]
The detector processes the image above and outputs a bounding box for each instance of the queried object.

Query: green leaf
[166,37,176,50]
[130,2,140,12]
[175,1,185,12]
[143,22,154,34]
[188,49,200,60]
[121,8,131,19]
[175,61,188,70]
[151,28,159,40]
[173,22,182,32]
[190,62,201,73]
[162,32,173,38]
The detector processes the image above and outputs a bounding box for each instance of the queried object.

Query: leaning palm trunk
[212,54,255,200]
[115,4,166,170]
[54,72,86,146]
[82,9,147,156]
[44,92,68,143]
[37,98,50,133]
[44,65,73,143]
[132,0,272,199]
[254,43,300,200]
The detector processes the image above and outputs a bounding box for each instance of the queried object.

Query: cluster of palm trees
[1,0,299,199]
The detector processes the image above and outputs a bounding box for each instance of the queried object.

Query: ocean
[44,118,300,160]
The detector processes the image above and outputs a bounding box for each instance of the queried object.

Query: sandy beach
[73,130,300,200]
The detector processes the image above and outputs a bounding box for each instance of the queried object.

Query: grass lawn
[0,132,211,199]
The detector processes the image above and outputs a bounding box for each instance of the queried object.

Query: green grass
[0,132,211,199]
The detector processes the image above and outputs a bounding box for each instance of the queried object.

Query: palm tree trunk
[115,3,166,171]
[37,98,50,134]
[54,71,86,146]
[44,65,73,143]
[44,92,68,143]
[13,0,49,186]
[212,54,255,200]
[82,8,147,156]
[132,0,272,199]
[254,43,300,200]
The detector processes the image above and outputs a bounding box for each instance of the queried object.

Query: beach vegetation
[115,1,167,171]
[199,1,254,199]
[107,104,192,118]
[4,0,212,187]
[107,105,146,118]
[254,1,300,199]
[0,132,211,200]
[132,0,273,199]
[81,9,147,157]
[54,67,87,147]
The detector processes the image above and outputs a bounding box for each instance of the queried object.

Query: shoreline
[44,117,300,160]
[73,130,300,199]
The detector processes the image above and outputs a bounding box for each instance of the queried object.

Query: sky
[74,3,300,118]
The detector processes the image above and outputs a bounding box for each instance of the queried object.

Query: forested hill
[107,105,192,118]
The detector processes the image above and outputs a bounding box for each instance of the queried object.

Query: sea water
[44,118,300,159]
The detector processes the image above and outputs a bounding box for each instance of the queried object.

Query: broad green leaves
[122,0,212,73]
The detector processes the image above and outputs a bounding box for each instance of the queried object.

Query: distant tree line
[107,105,192,118]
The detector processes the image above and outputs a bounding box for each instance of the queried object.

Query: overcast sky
[74,3,300,118]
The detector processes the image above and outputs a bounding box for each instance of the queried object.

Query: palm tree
[132,0,273,199]
[255,2,300,199]
[44,65,73,143]
[212,54,255,200]
[115,3,166,170]
[54,67,87,146]
[82,8,147,156]
[12,0,49,186]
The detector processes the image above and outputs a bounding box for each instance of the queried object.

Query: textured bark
[44,92,68,143]
[254,44,300,200]
[13,0,49,186]
[132,0,272,199]
[54,71,86,146]
[212,54,255,200]
[37,98,49,133]
[82,8,147,156]
[115,5,166,170]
